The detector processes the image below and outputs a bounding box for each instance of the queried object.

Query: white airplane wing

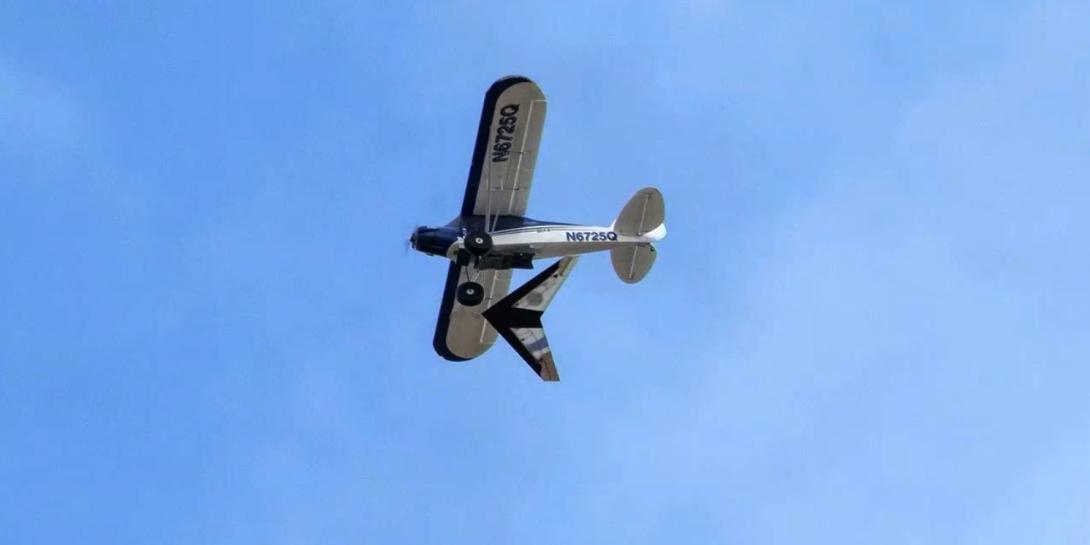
[459,76,547,219]
[434,264,513,361]
[433,77,547,361]
[482,256,578,381]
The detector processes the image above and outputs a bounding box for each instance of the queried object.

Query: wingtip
[538,354,560,382]
[433,339,472,362]
[487,75,534,93]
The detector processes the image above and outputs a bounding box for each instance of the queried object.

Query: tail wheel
[464,232,493,256]
[456,282,485,306]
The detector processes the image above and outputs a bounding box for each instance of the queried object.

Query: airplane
[409,76,666,381]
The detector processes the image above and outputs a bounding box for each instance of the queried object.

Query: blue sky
[2,2,1089,543]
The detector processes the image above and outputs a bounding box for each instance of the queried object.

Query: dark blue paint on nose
[410,226,458,256]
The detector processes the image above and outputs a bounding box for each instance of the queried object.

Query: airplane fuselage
[409,214,663,270]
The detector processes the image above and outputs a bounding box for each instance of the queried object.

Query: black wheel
[464,232,492,256]
[456,282,485,306]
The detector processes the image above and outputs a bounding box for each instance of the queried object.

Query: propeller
[405,224,420,255]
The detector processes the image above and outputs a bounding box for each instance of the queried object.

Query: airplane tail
[609,187,665,283]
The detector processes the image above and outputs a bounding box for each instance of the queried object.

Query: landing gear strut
[455,231,492,306]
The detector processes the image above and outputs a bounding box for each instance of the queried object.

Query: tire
[456,282,485,306]
[464,232,492,256]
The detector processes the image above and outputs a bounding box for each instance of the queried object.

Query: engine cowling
[410,226,458,256]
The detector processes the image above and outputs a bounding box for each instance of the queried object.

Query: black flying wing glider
[482,256,578,381]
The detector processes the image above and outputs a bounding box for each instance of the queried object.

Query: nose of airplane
[408,226,457,256]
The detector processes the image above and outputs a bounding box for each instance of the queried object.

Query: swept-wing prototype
[483,256,578,381]
[409,76,666,380]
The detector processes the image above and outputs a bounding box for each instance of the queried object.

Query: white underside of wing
[474,81,547,220]
[444,267,512,359]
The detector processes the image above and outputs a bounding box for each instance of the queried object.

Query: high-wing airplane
[409,76,666,380]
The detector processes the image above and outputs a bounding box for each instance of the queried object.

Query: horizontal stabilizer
[613,187,665,236]
[482,256,578,381]
[611,243,657,284]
